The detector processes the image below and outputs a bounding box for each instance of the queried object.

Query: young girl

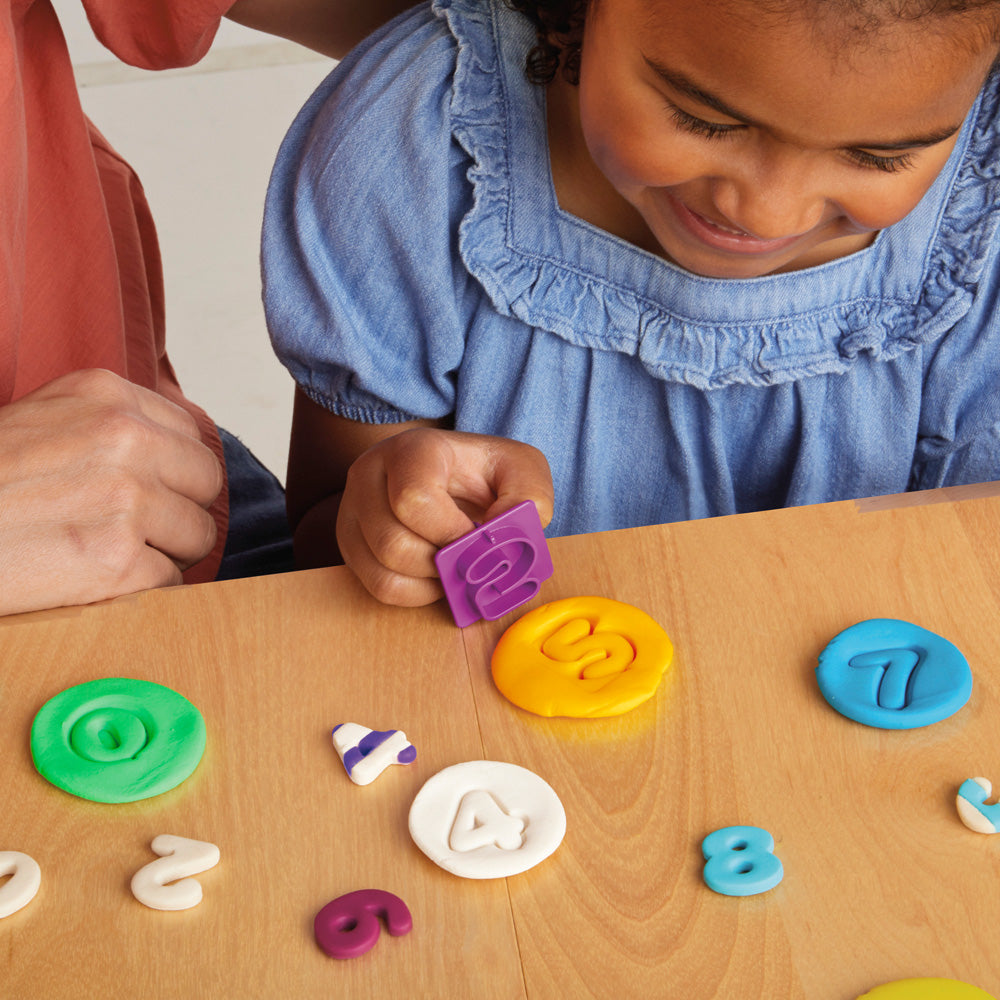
[262,0,1000,607]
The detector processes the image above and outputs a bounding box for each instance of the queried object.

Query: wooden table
[3,485,1000,998]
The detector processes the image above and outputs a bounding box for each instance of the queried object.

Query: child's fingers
[476,436,555,529]
[380,431,480,546]
[384,429,553,545]
[342,452,443,580]
[336,498,445,607]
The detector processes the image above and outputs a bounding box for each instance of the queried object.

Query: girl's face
[554,0,997,278]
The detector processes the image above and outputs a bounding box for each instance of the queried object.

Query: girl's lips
[669,196,803,256]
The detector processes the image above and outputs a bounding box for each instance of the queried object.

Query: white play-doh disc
[408,760,566,879]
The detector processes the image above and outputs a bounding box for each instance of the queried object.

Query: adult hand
[0,369,223,616]
[336,427,553,607]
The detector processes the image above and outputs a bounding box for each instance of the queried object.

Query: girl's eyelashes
[667,102,742,140]
[843,148,916,174]
[666,99,918,174]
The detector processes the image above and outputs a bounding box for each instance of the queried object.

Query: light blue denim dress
[263,0,1000,537]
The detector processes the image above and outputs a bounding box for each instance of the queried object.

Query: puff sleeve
[262,5,474,425]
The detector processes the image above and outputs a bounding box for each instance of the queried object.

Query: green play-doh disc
[30,677,206,803]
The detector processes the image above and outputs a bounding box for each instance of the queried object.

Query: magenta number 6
[314,889,413,960]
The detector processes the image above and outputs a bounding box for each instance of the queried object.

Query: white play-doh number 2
[0,851,41,918]
[131,835,220,911]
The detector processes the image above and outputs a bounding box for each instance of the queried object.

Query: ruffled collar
[441,0,1000,388]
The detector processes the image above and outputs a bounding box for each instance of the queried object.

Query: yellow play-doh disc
[858,980,996,1000]
[491,596,673,718]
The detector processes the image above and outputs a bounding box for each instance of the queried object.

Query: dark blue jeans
[216,428,295,581]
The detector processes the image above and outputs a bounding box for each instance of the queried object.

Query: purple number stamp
[434,500,554,628]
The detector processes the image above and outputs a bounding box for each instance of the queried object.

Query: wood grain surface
[2,486,1000,998]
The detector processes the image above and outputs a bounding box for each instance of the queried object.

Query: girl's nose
[710,146,826,241]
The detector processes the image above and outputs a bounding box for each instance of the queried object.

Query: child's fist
[336,428,553,607]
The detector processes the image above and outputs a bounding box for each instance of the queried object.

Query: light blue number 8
[702,825,783,897]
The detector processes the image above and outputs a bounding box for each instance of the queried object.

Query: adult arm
[225,0,418,60]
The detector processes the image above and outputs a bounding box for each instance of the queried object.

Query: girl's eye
[845,148,916,174]
[667,97,918,175]
[667,103,742,140]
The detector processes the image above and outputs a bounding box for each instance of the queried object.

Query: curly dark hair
[506,0,1000,87]
[505,0,588,85]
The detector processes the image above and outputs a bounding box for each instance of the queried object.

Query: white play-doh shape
[131,835,220,911]
[0,852,41,918]
[408,761,565,879]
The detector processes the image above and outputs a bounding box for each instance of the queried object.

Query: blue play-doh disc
[816,619,972,730]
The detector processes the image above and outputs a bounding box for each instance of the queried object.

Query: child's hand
[0,369,223,616]
[336,427,554,607]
